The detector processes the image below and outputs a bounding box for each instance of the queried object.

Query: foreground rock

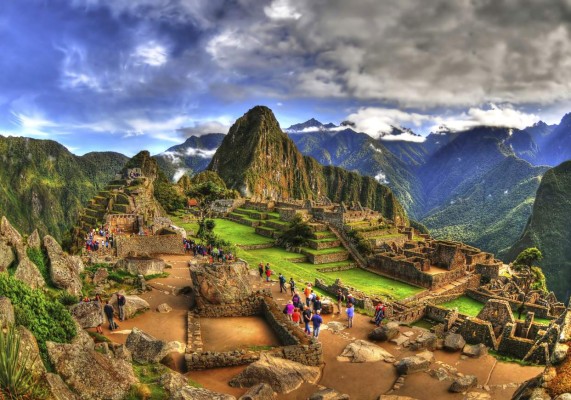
[157,303,173,313]
[47,341,137,400]
[70,301,103,328]
[239,383,276,400]
[110,294,150,318]
[395,355,431,375]
[45,373,79,400]
[191,261,253,305]
[0,296,15,327]
[338,340,395,363]
[173,386,236,400]
[444,333,466,352]
[0,240,15,271]
[14,256,46,289]
[43,235,83,295]
[462,343,488,358]
[126,327,182,363]
[368,322,400,342]
[378,396,419,400]
[229,354,320,393]
[27,229,41,249]
[18,326,47,378]
[309,387,350,400]
[449,375,478,392]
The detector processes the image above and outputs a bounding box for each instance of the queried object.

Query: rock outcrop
[239,383,276,400]
[0,296,15,328]
[157,303,172,313]
[45,373,79,400]
[172,386,236,400]
[444,333,466,352]
[229,354,321,393]
[126,327,182,364]
[309,387,350,400]
[18,326,47,379]
[462,343,488,358]
[0,240,15,271]
[191,261,253,306]
[395,355,431,375]
[368,322,400,342]
[338,340,395,363]
[43,235,83,295]
[47,341,137,400]
[449,375,478,392]
[14,256,46,289]
[27,229,41,249]
[70,301,104,328]
[110,294,150,318]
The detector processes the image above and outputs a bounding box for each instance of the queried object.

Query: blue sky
[2,0,571,155]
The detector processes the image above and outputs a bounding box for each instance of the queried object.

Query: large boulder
[0,240,15,271]
[368,322,400,342]
[0,216,23,250]
[462,343,488,358]
[14,256,46,289]
[43,235,82,295]
[229,354,320,394]
[115,257,165,276]
[47,341,137,400]
[158,371,188,395]
[191,261,253,305]
[27,229,41,250]
[18,326,46,378]
[338,340,395,363]
[172,386,236,400]
[0,296,15,328]
[309,387,350,400]
[71,320,95,350]
[126,327,182,363]
[409,331,438,351]
[110,294,150,318]
[92,268,109,285]
[70,301,104,328]
[449,375,477,393]
[239,383,276,400]
[378,396,419,400]
[444,333,466,352]
[45,373,79,400]
[395,356,431,375]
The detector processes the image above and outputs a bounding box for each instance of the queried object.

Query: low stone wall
[254,226,277,239]
[466,289,553,319]
[304,251,349,264]
[115,234,183,258]
[269,343,323,366]
[186,350,261,370]
[475,262,501,281]
[195,294,265,318]
[497,323,541,362]
[238,242,275,250]
[309,239,341,250]
[260,300,302,346]
[316,264,356,273]
[392,303,426,324]
[115,257,165,276]
[425,304,458,330]
[456,317,498,350]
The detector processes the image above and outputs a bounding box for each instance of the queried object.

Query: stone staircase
[327,224,368,269]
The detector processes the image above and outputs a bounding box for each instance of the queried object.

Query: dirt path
[93,254,543,399]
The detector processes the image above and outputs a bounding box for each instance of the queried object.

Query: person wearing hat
[346,293,355,307]
[311,309,323,338]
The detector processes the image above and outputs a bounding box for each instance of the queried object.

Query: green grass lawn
[441,296,485,316]
[331,269,423,300]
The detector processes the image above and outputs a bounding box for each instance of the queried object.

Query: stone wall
[456,317,498,350]
[106,214,138,233]
[466,289,553,319]
[238,243,275,251]
[279,208,309,222]
[308,239,341,250]
[195,294,265,318]
[115,234,183,258]
[186,350,261,370]
[114,257,165,276]
[304,251,349,264]
[497,323,540,362]
[316,264,356,273]
[430,242,466,271]
[475,262,501,281]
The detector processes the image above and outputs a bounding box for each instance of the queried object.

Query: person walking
[336,289,344,314]
[265,267,272,282]
[304,284,312,306]
[311,310,323,339]
[289,278,296,295]
[103,301,115,331]
[292,307,301,325]
[313,296,322,313]
[292,291,301,309]
[279,273,287,293]
[374,302,386,327]
[302,305,312,335]
[346,303,355,328]
[117,293,127,321]
[285,300,294,321]
[258,263,264,279]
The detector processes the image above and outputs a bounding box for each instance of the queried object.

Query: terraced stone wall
[115,234,184,257]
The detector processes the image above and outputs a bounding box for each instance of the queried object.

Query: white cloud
[133,42,168,67]
[380,132,426,143]
[173,168,188,182]
[346,107,430,140]
[177,119,231,137]
[369,143,382,153]
[185,147,217,158]
[374,171,389,184]
[264,0,302,20]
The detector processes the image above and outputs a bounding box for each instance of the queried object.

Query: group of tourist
[183,239,234,263]
[85,227,114,251]
[80,292,127,333]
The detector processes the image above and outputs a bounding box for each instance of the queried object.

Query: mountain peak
[286,118,338,132]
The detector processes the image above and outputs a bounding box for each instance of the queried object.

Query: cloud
[264,0,302,20]
[433,104,540,132]
[185,147,217,158]
[380,132,426,143]
[346,107,430,139]
[173,168,188,182]
[177,120,230,137]
[133,42,168,67]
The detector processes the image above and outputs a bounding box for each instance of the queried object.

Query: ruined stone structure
[115,235,183,258]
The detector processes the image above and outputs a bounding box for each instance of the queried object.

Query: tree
[278,215,313,248]
[512,247,545,319]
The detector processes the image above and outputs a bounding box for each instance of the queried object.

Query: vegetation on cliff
[508,161,571,301]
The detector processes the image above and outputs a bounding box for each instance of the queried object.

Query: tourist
[289,278,296,295]
[265,267,272,282]
[374,302,386,327]
[285,300,294,321]
[311,310,323,338]
[308,290,316,308]
[279,273,287,293]
[313,296,322,313]
[96,322,103,334]
[258,263,264,279]
[117,293,127,321]
[304,284,312,306]
[346,293,355,307]
[302,306,312,335]
[292,291,301,309]
[346,303,355,328]
[265,262,270,272]
[292,307,301,325]
[103,301,116,331]
[336,289,344,314]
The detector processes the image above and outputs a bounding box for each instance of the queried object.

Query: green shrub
[58,292,79,306]
[0,273,76,365]
[26,248,52,287]
[0,325,46,399]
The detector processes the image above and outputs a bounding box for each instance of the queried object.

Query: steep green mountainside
[154,134,225,181]
[380,131,459,167]
[289,128,424,216]
[0,136,127,243]
[534,113,571,167]
[422,156,548,256]
[507,161,571,301]
[208,106,408,224]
